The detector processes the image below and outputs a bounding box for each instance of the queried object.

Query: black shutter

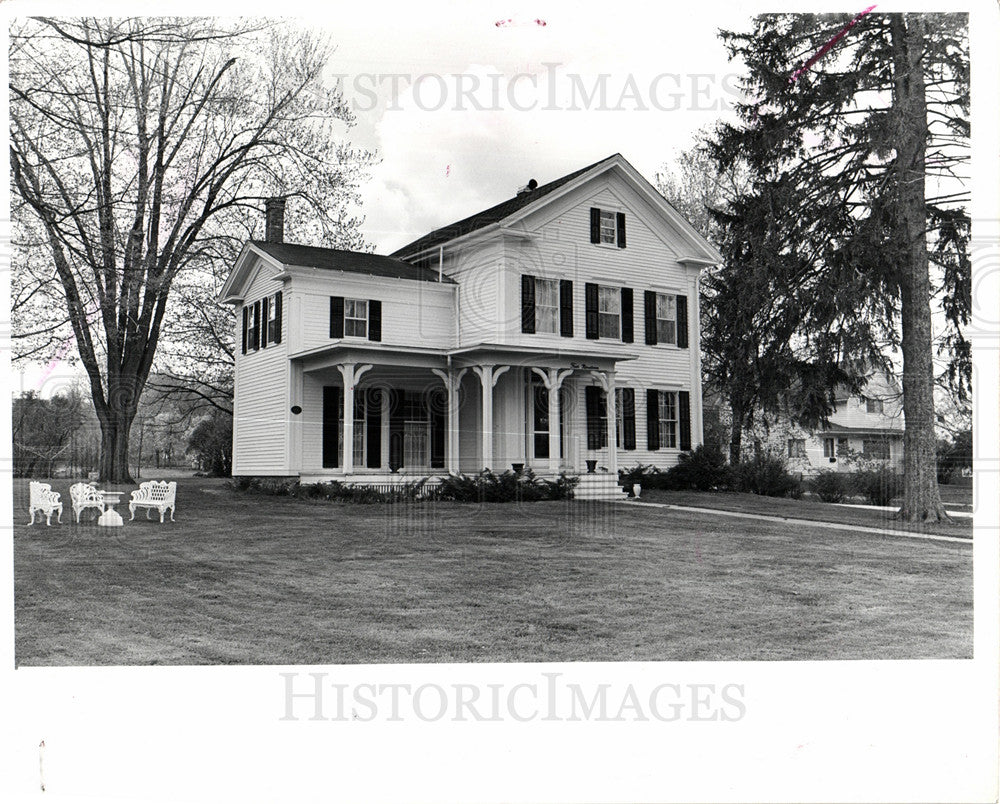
[585,283,599,340]
[389,389,405,471]
[621,388,636,450]
[646,389,660,450]
[253,301,261,350]
[521,275,535,334]
[241,307,248,354]
[322,386,341,468]
[644,291,657,345]
[679,390,691,451]
[620,287,634,343]
[330,296,344,338]
[676,295,689,349]
[274,292,283,344]
[430,390,445,469]
[585,385,603,450]
[559,279,573,337]
[261,296,270,348]
[368,299,382,342]
[616,212,626,248]
[366,389,381,468]
[589,208,601,243]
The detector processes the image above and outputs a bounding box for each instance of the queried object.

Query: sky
[316,3,747,254]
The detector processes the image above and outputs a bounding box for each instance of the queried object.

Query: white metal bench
[129,481,177,523]
[70,482,106,523]
[28,481,63,526]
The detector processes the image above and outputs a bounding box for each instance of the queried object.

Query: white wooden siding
[233,259,291,476]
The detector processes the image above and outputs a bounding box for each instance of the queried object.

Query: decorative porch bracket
[431,367,468,475]
[531,367,574,473]
[337,363,373,474]
[589,369,619,478]
[471,364,510,470]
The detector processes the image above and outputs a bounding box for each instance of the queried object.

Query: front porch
[290,343,637,487]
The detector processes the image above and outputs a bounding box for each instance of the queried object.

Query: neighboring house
[707,371,905,475]
[220,154,721,494]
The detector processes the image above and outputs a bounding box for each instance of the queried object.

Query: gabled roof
[390,155,617,259]
[250,240,452,283]
[389,153,722,264]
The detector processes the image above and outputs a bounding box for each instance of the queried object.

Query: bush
[229,476,299,495]
[229,476,429,503]
[851,467,903,506]
[667,445,731,491]
[734,454,802,498]
[428,469,577,502]
[618,463,676,493]
[809,470,852,503]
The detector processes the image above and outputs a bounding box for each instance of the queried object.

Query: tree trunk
[892,14,949,522]
[97,408,137,484]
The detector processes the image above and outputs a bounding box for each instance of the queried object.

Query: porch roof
[290,340,639,373]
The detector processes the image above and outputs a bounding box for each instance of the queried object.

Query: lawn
[13,477,973,665]
[638,488,973,539]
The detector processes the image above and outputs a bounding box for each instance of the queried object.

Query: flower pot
[586,459,597,474]
[512,463,524,473]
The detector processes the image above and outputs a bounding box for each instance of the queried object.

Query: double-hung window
[344,299,369,338]
[599,210,617,244]
[823,438,836,459]
[598,286,621,339]
[865,397,884,414]
[788,439,807,458]
[655,293,677,345]
[535,278,559,334]
[266,294,278,342]
[658,392,678,449]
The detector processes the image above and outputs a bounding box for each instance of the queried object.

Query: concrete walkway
[833,501,973,519]
[623,500,972,545]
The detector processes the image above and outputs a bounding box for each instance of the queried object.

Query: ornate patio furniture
[70,482,106,523]
[28,482,63,526]
[129,481,177,523]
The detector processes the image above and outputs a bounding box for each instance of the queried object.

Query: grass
[637,488,973,539]
[13,477,973,665]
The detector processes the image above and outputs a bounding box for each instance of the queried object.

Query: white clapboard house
[220,154,722,497]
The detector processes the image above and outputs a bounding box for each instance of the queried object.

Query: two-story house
[220,154,722,497]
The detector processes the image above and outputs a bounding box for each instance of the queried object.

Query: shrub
[618,463,676,492]
[229,476,428,503]
[734,454,802,498]
[666,445,731,491]
[229,476,299,495]
[851,467,903,507]
[809,470,852,503]
[429,469,577,502]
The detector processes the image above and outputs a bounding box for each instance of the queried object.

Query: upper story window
[246,303,260,350]
[535,278,559,334]
[865,396,884,414]
[241,292,283,354]
[589,207,626,248]
[266,295,278,342]
[598,286,621,339]
[344,298,369,338]
[655,293,677,345]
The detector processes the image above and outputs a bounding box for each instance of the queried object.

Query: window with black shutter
[646,389,660,450]
[273,292,283,344]
[241,306,248,355]
[644,291,657,345]
[620,287,634,343]
[616,212,626,248]
[330,296,344,338]
[368,299,382,342]
[589,208,601,243]
[676,295,689,349]
[621,387,636,450]
[252,300,261,350]
[521,275,535,334]
[559,279,573,337]
[678,390,691,451]
[589,207,626,247]
[261,296,270,348]
[584,283,599,340]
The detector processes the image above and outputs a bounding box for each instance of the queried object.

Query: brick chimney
[264,197,286,244]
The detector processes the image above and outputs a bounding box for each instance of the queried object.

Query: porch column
[591,369,619,477]
[532,367,574,473]
[337,363,372,474]
[472,364,509,470]
[431,367,468,475]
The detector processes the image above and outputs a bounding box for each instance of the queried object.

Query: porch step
[573,473,629,501]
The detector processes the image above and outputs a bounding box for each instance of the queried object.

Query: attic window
[599,210,616,244]
[865,397,884,414]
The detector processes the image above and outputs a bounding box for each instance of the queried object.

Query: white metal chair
[129,481,177,523]
[28,482,63,526]
[70,482,106,523]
